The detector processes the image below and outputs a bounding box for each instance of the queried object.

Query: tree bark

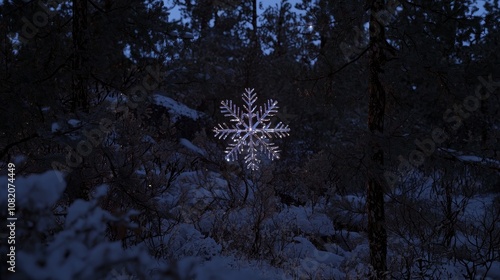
[72,0,89,112]
[367,0,388,278]
[252,0,259,49]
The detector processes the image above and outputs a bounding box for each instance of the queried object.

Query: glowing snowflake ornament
[213,88,290,170]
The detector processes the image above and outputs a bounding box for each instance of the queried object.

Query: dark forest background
[0,0,499,279]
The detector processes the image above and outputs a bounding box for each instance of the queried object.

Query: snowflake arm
[213,88,290,170]
[253,99,278,130]
[223,132,251,162]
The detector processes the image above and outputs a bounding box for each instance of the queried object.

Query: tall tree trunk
[244,0,260,87]
[251,0,259,49]
[72,0,89,112]
[367,0,388,278]
[317,0,329,55]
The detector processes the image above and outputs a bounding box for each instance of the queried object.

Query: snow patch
[52,122,61,132]
[67,119,81,127]
[153,94,204,122]
[0,170,66,210]
[180,138,207,156]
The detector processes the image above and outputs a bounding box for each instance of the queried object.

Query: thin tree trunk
[443,180,455,247]
[244,0,260,87]
[72,0,89,112]
[252,0,259,49]
[367,0,388,278]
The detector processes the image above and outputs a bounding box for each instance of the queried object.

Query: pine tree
[367,0,388,278]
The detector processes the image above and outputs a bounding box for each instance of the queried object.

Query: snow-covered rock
[153,94,204,122]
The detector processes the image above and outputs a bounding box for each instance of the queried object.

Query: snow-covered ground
[2,165,497,279]
[1,94,497,280]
